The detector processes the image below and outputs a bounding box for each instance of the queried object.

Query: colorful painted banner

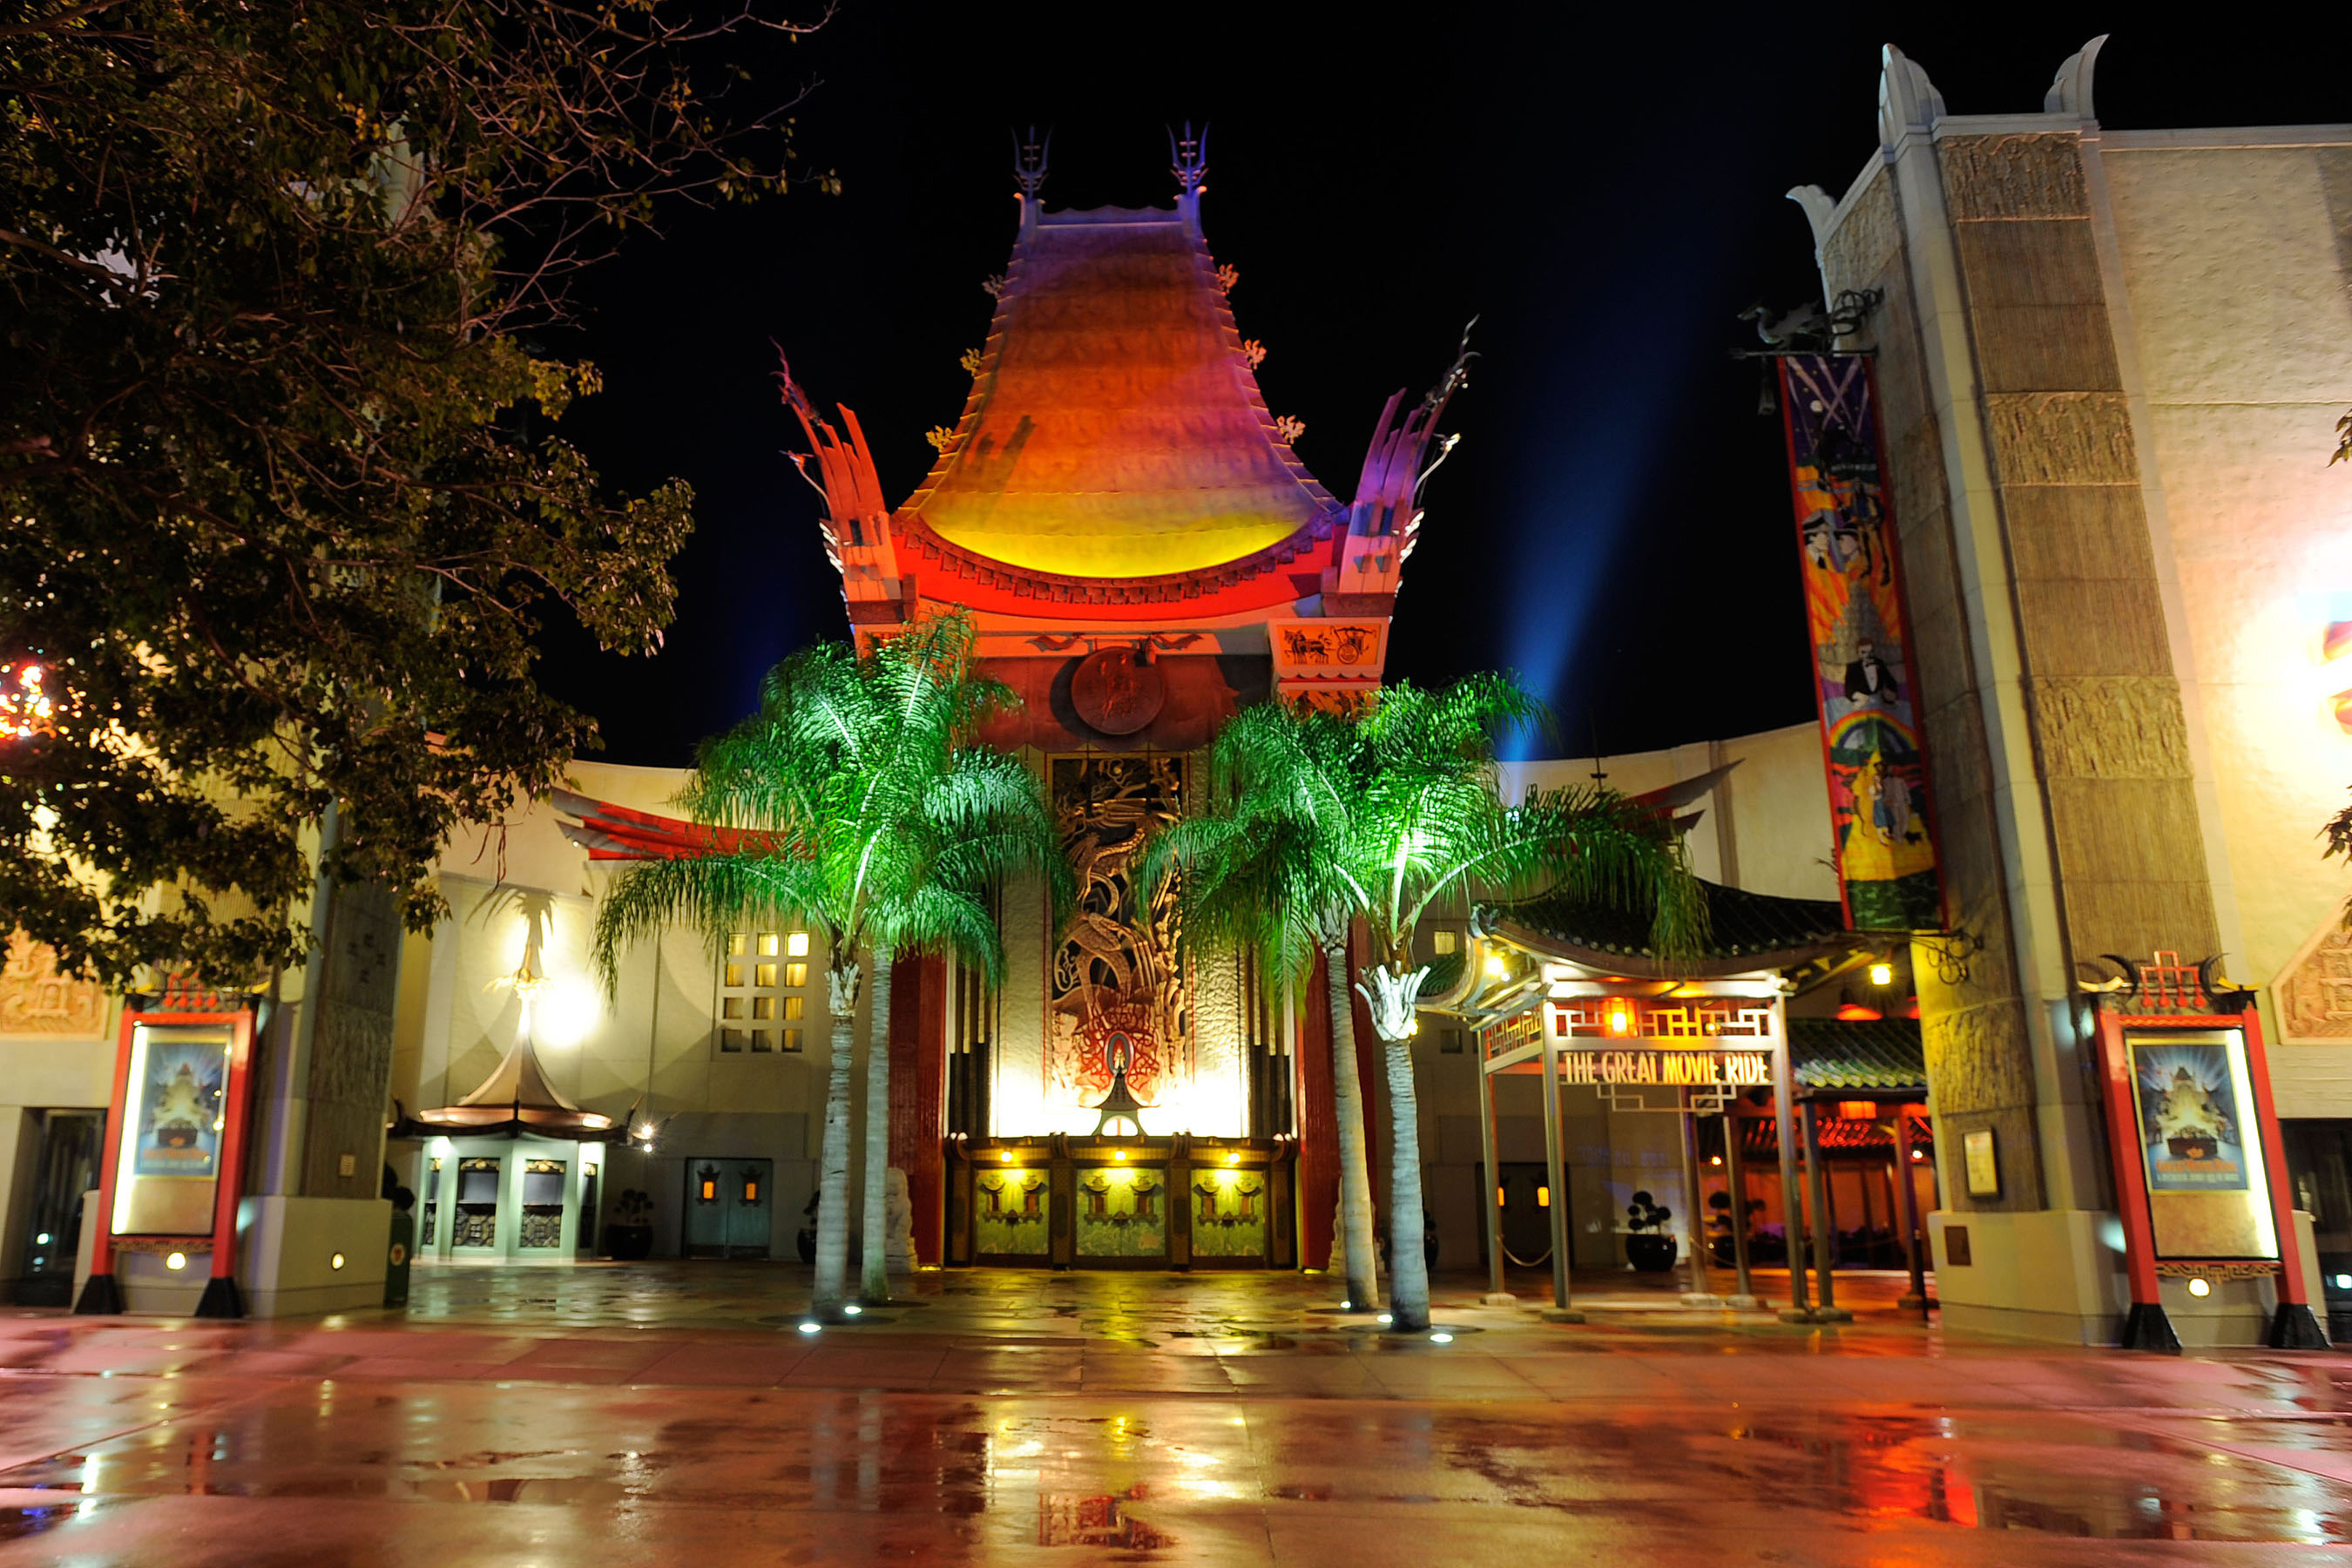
[1776,355,1944,931]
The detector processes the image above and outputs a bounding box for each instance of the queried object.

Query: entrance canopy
[1418,877,1881,1317]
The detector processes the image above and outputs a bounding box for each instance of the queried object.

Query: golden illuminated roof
[899,202,1337,580]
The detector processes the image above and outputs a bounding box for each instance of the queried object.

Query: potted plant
[607,1188,655,1260]
[1624,1190,1678,1273]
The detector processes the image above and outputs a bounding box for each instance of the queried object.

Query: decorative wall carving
[0,933,105,1037]
[2028,677,2195,780]
[1277,625,1380,667]
[1821,172,1901,303]
[1047,755,1191,1112]
[2277,916,2352,1040]
[1938,133,2087,221]
[1979,392,2138,486]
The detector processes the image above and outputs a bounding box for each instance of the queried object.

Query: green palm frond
[592,608,1062,995]
[591,851,836,997]
[1139,670,1703,981]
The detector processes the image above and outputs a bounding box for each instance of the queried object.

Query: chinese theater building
[385,139,1472,1279]
[760,141,1469,1274]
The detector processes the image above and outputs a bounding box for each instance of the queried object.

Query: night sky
[541,11,2345,768]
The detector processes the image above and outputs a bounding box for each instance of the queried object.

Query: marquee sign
[1774,354,1944,932]
[1556,1049,1773,1088]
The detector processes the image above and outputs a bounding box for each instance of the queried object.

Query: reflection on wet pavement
[0,1263,2348,1563]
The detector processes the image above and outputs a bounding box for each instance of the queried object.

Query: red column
[887,956,948,1267]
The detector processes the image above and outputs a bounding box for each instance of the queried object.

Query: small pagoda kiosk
[394,975,625,1265]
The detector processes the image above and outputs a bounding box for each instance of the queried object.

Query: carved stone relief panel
[1046,754,1191,1113]
[2275,914,2352,1040]
[0,934,105,1037]
[1938,133,2087,221]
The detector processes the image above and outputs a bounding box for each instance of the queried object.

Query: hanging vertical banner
[1776,355,1944,931]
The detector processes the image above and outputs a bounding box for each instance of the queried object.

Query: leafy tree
[591,612,1065,1319]
[0,0,828,986]
[1144,678,1700,1330]
[2326,792,2352,923]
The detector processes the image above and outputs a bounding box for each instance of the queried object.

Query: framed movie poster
[111,1022,234,1236]
[2124,1027,2278,1260]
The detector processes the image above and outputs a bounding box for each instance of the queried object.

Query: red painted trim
[207,1010,257,1280]
[91,1008,256,1279]
[2235,1003,2311,1305]
[86,1008,139,1278]
[886,956,947,1267]
[2092,1005,2164,1306]
[894,514,1338,624]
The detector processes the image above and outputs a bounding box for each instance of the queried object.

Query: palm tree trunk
[813,962,861,1319]
[859,947,895,1303]
[1380,1030,1432,1330]
[1323,943,1380,1309]
[1357,960,1432,1330]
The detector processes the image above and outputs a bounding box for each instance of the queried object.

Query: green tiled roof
[1788,1016,1927,1092]
[1485,879,1849,964]
[1418,948,1467,999]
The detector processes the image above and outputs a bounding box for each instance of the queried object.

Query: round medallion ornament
[1071,646,1165,736]
[389,1242,409,1267]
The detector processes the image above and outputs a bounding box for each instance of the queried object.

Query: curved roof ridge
[896,196,1336,582]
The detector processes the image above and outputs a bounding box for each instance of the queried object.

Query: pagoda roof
[392,1017,623,1143]
[897,200,1338,582]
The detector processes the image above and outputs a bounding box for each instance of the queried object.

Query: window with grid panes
[717,929,811,1053]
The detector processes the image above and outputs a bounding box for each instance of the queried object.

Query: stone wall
[1817,162,2047,1213]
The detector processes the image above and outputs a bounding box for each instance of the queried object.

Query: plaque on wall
[1962,1128,1999,1198]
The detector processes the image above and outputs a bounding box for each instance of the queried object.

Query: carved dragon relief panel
[1047,754,1191,1112]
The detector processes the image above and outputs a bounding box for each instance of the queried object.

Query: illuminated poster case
[77,998,259,1318]
[2089,954,2320,1351]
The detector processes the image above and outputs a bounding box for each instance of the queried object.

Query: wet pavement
[2,1263,2349,1564]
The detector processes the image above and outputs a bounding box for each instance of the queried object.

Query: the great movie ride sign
[1556,1049,1773,1088]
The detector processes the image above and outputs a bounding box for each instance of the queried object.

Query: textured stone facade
[1940,132,2220,974]
[1817,164,2046,1213]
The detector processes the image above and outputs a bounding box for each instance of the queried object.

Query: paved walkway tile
[0,1261,2348,1563]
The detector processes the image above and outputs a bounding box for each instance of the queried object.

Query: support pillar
[1803,1099,1851,1322]
[1891,1107,1929,1310]
[1476,1036,1509,1303]
[1772,1004,1815,1321]
[1678,1090,1717,1305]
[1724,1109,1757,1308]
[1537,1033,1579,1322]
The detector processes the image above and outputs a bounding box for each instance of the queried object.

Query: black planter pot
[1625,1232,1679,1273]
[607,1224,653,1261]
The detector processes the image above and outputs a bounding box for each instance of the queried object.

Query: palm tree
[1144,676,1700,1330]
[1134,704,1383,1311]
[591,611,1064,1320]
